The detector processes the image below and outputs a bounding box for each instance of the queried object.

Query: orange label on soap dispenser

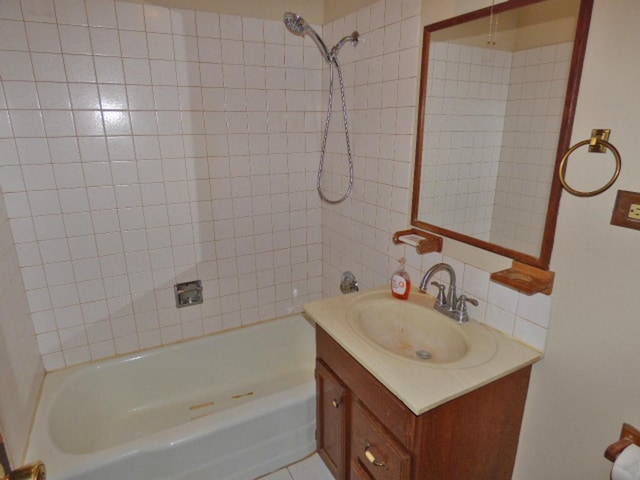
[391,274,410,299]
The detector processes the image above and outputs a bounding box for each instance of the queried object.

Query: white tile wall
[0,185,45,464]
[420,42,511,240]
[320,0,421,294]
[491,42,574,255]
[418,40,572,256]
[0,0,324,370]
[320,0,552,352]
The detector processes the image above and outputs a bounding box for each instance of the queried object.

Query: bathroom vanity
[305,288,541,480]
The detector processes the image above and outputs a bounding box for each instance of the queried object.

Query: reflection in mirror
[412,0,593,269]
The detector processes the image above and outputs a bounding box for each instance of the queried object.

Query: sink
[353,301,467,363]
[347,290,497,368]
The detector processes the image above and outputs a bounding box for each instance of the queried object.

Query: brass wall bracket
[588,128,611,153]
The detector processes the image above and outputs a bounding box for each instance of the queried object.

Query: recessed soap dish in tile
[175,280,203,308]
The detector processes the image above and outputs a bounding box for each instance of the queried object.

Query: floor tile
[287,454,334,480]
[258,470,293,480]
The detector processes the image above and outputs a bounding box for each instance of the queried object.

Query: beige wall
[514,0,640,477]
[323,0,377,23]
[513,0,579,50]
[120,0,325,23]
[119,0,377,25]
[426,0,578,51]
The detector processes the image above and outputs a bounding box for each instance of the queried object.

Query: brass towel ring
[559,138,622,197]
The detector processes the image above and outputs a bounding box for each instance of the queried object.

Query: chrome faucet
[419,263,457,314]
[419,263,478,323]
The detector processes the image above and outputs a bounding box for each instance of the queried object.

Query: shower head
[283,12,331,63]
[283,12,306,35]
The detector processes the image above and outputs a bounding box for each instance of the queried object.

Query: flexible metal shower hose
[317,55,354,204]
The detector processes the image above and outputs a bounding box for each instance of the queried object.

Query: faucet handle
[455,294,478,323]
[430,281,447,306]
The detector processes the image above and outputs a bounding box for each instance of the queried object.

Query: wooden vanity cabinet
[316,325,532,480]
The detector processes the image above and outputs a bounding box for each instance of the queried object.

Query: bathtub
[26,315,317,480]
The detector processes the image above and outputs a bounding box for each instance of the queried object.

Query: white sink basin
[346,290,497,368]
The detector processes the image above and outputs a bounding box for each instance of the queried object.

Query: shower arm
[330,32,359,59]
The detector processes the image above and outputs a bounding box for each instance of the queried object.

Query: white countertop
[304,287,542,416]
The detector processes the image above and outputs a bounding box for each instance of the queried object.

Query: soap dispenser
[391,257,411,300]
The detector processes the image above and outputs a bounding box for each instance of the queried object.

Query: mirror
[412,0,593,270]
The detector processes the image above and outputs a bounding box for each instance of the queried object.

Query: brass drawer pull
[364,442,385,467]
[332,398,342,408]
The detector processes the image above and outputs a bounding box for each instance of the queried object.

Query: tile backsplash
[320,0,421,294]
[319,0,552,352]
[0,0,324,369]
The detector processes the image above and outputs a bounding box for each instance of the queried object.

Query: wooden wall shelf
[393,228,443,255]
[491,261,555,296]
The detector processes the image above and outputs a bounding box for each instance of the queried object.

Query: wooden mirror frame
[411,0,594,270]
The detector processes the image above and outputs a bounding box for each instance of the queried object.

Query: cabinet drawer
[351,459,374,480]
[351,400,411,480]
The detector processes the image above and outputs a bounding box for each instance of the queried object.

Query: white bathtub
[26,315,317,480]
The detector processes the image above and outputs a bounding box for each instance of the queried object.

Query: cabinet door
[317,360,349,480]
[351,400,411,480]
